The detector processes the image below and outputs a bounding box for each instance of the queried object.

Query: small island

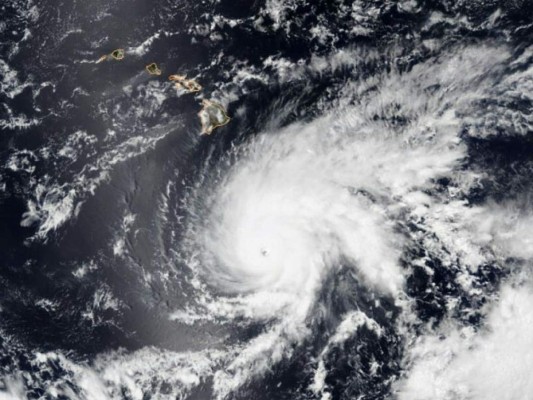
[198,99,231,135]
[96,49,125,63]
[110,49,125,60]
[146,63,162,75]
[169,74,202,93]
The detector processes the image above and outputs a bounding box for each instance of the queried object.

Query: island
[198,99,231,135]
[146,63,162,75]
[169,74,202,93]
[110,49,125,60]
[96,49,125,63]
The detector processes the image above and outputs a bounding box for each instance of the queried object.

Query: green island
[169,74,202,93]
[96,48,125,63]
[198,99,231,135]
[146,63,162,75]
[111,49,125,60]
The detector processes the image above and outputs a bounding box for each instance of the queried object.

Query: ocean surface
[1,0,533,399]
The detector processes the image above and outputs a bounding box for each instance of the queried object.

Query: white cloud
[396,283,533,400]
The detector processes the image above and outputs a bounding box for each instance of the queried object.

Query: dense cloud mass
[1,0,532,399]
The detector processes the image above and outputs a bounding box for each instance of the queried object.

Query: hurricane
[1,0,533,399]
